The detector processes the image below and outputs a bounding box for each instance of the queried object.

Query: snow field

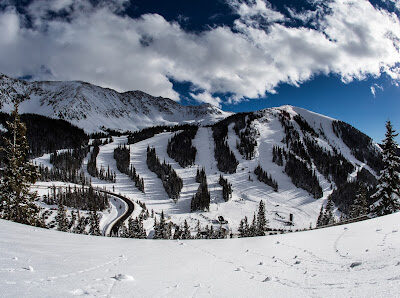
[0,212,399,297]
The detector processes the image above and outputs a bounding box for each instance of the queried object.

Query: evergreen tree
[256,200,268,236]
[195,220,202,239]
[349,185,369,218]
[89,210,101,236]
[127,217,136,238]
[182,220,191,239]
[323,198,335,226]
[316,206,324,227]
[73,211,87,234]
[56,202,68,232]
[0,99,41,226]
[372,121,400,216]
[250,213,257,237]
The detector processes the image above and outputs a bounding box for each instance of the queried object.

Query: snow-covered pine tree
[349,185,369,218]
[127,217,136,238]
[69,210,77,231]
[73,211,87,234]
[181,220,191,239]
[137,217,147,239]
[323,198,335,226]
[256,200,268,236]
[0,98,41,226]
[250,213,257,237]
[195,220,201,239]
[372,121,400,216]
[316,205,324,227]
[118,223,128,238]
[56,201,68,232]
[89,210,101,236]
[153,211,170,239]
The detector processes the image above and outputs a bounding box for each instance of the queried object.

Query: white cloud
[228,0,287,25]
[370,83,384,97]
[0,0,400,105]
[189,91,222,107]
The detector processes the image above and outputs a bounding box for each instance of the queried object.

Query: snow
[24,104,386,236]
[31,181,126,236]
[0,74,231,133]
[1,212,399,297]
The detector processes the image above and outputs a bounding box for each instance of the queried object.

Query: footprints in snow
[111,273,134,281]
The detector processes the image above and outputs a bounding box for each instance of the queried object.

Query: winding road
[100,189,135,236]
[31,185,136,237]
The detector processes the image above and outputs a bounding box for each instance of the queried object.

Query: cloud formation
[0,0,400,106]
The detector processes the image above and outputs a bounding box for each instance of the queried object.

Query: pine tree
[73,211,87,234]
[195,220,202,239]
[323,198,335,226]
[316,205,324,227]
[256,200,268,236]
[0,99,41,226]
[238,218,245,237]
[372,121,400,216]
[182,220,191,239]
[250,213,257,237]
[89,210,101,236]
[349,185,369,218]
[56,201,68,232]
[127,217,136,238]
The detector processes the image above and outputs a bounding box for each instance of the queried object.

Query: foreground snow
[1,213,399,297]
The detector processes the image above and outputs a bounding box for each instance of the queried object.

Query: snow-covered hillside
[1,212,399,297]
[31,104,383,236]
[0,74,231,132]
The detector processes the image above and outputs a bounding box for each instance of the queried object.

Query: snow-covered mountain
[31,104,383,235]
[0,74,231,132]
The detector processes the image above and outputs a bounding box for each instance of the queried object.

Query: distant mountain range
[0,74,231,132]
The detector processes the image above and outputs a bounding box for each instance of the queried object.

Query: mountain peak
[0,74,230,132]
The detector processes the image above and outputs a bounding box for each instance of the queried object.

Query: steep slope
[30,104,384,235]
[0,74,231,132]
[1,212,399,297]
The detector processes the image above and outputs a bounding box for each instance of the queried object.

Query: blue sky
[1,0,400,142]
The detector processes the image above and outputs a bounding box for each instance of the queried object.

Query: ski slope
[28,105,383,236]
[1,213,399,297]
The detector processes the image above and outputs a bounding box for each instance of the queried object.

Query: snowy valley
[0,75,398,298]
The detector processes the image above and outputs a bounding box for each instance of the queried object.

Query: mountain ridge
[0,73,231,132]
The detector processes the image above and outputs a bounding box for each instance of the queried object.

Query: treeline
[87,144,116,182]
[254,165,278,192]
[167,126,198,167]
[146,146,183,201]
[113,145,145,192]
[118,216,147,239]
[285,153,323,199]
[52,206,101,236]
[152,211,227,239]
[333,120,383,174]
[233,113,259,160]
[272,146,284,166]
[238,201,268,237]
[0,112,88,158]
[329,168,377,214]
[212,119,239,173]
[43,185,110,211]
[219,175,232,202]
[38,165,90,185]
[293,114,318,137]
[277,111,323,198]
[37,147,90,185]
[127,124,196,144]
[304,137,354,186]
[191,168,211,211]
[50,147,89,172]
